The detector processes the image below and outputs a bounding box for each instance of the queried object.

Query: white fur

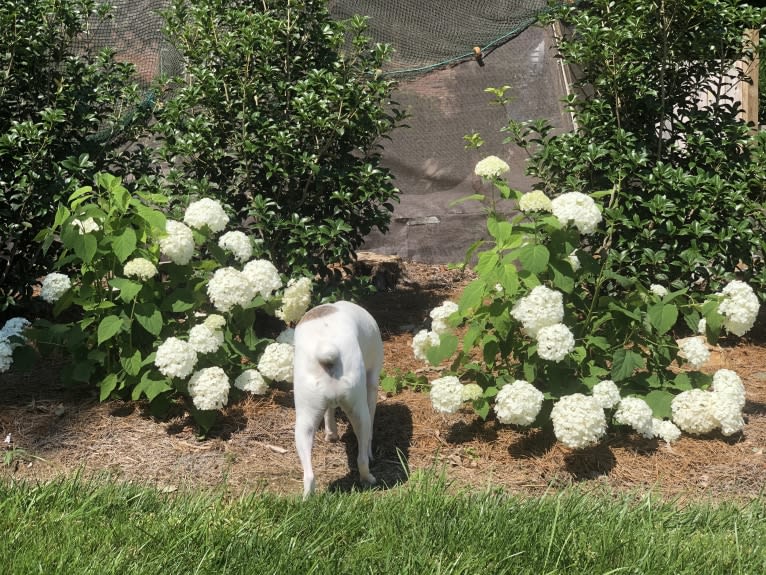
[292,300,384,498]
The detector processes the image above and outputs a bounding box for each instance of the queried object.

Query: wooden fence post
[740,29,759,129]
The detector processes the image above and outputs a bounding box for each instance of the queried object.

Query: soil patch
[3,260,766,501]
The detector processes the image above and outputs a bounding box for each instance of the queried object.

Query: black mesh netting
[70,1,572,263]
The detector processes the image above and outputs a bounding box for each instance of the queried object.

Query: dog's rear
[293,301,383,498]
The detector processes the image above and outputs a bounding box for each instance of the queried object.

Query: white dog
[293,300,384,498]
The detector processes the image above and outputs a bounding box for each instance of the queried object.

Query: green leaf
[135,303,163,336]
[97,316,124,345]
[109,277,143,303]
[120,350,143,376]
[647,303,678,335]
[611,348,645,382]
[100,373,120,401]
[133,202,167,231]
[474,397,490,420]
[426,334,458,365]
[73,233,98,264]
[458,279,487,314]
[449,194,485,207]
[518,244,549,274]
[132,372,172,401]
[642,390,674,419]
[111,227,137,263]
[474,250,499,278]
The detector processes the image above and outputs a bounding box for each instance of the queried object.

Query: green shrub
[18,174,313,434]
[0,0,148,311]
[151,0,404,280]
[508,0,766,298]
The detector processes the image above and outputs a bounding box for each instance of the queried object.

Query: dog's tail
[315,342,340,368]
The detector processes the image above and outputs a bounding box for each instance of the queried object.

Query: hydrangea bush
[16,174,312,433]
[414,160,759,449]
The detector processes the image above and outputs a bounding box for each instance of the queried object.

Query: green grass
[1,473,765,575]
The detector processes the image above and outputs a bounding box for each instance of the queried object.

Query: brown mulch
[2,259,766,501]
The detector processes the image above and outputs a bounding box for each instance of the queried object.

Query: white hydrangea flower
[154,337,198,380]
[592,379,621,409]
[652,418,682,444]
[511,285,564,338]
[257,342,294,383]
[40,272,72,303]
[429,376,464,414]
[123,257,158,281]
[551,192,602,235]
[207,267,257,313]
[188,324,224,354]
[276,277,312,324]
[187,366,230,411]
[494,380,544,426]
[697,318,707,335]
[717,280,759,337]
[671,389,717,435]
[567,251,581,272]
[0,339,13,373]
[430,301,458,335]
[474,155,510,179]
[71,217,100,234]
[711,369,745,410]
[0,317,31,341]
[518,190,553,213]
[242,259,283,300]
[550,393,607,449]
[203,314,226,331]
[218,230,253,263]
[536,323,575,362]
[650,284,668,298]
[183,198,229,233]
[234,369,269,395]
[614,397,654,438]
[160,220,195,265]
[412,329,440,362]
[677,336,710,369]
[276,328,295,345]
[461,383,483,402]
[712,396,745,436]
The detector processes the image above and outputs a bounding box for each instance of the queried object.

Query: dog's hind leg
[294,405,325,499]
[365,367,381,461]
[345,398,377,487]
[323,407,339,442]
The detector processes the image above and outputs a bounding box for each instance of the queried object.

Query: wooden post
[740,29,759,129]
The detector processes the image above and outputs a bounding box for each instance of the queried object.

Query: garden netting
[73,0,573,263]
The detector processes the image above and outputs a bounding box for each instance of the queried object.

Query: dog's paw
[325,431,339,442]
[362,472,377,486]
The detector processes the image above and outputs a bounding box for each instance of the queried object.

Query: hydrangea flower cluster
[474,155,510,179]
[493,380,544,425]
[257,342,294,383]
[218,230,253,263]
[430,300,458,335]
[535,323,575,362]
[160,220,195,265]
[651,418,682,443]
[0,317,28,373]
[429,376,464,414]
[550,393,607,449]
[72,217,100,234]
[40,272,72,303]
[187,366,230,410]
[242,259,283,300]
[183,198,229,233]
[188,323,224,354]
[412,329,440,362]
[234,369,269,394]
[461,383,483,402]
[518,190,553,213]
[671,369,746,436]
[677,336,710,369]
[717,280,759,337]
[276,277,312,324]
[591,379,621,409]
[550,192,602,235]
[614,397,654,438]
[154,337,198,379]
[123,257,158,281]
[649,284,668,298]
[511,286,573,362]
[207,267,257,313]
